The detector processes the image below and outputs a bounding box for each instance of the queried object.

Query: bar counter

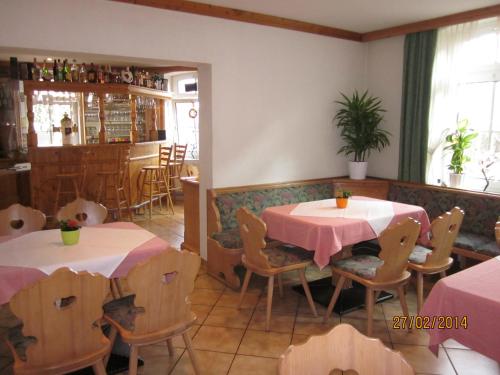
[29,141,166,216]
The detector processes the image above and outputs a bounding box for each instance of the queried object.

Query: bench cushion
[409,245,433,264]
[211,228,243,249]
[215,183,333,231]
[332,255,383,279]
[262,245,313,268]
[455,232,499,257]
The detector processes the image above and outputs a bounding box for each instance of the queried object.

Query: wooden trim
[362,5,500,42]
[389,179,500,199]
[114,0,362,41]
[213,177,336,195]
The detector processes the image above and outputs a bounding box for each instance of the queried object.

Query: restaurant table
[421,256,500,362]
[0,222,170,305]
[261,196,431,313]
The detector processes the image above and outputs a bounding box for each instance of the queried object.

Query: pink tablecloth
[0,222,169,305]
[421,257,500,362]
[261,196,430,269]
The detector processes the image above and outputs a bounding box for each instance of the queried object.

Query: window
[427,17,500,193]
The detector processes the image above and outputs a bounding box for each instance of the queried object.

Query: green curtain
[398,30,437,183]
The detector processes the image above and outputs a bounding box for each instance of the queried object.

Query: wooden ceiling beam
[111,0,362,41]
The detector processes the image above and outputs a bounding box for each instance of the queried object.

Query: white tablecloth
[290,198,395,236]
[0,227,155,277]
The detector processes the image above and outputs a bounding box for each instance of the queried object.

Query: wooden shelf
[23,80,172,100]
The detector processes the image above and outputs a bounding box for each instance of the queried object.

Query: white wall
[0,0,368,257]
[365,36,405,179]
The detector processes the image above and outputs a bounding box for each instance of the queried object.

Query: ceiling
[192,0,499,33]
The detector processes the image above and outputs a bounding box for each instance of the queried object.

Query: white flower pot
[449,173,463,188]
[348,161,368,180]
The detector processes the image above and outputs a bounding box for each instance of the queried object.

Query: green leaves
[334,90,391,162]
[444,120,478,174]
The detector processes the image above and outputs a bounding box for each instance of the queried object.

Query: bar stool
[137,145,174,218]
[169,143,187,201]
[53,150,90,216]
[96,147,132,221]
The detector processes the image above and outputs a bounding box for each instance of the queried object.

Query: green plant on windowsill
[444,119,478,188]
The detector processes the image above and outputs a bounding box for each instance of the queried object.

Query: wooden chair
[6,268,110,375]
[278,323,414,375]
[324,218,421,336]
[96,147,132,221]
[236,207,317,331]
[104,250,201,375]
[0,203,46,236]
[56,198,108,226]
[137,145,175,218]
[408,207,464,313]
[168,143,187,200]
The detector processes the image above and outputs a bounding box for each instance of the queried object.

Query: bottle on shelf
[79,63,88,83]
[97,65,104,83]
[87,63,97,83]
[31,58,41,81]
[41,60,52,81]
[63,59,71,82]
[71,59,79,82]
[52,59,59,81]
[57,59,64,81]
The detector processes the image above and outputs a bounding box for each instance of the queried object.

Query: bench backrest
[388,182,499,240]
[215,182,333,231]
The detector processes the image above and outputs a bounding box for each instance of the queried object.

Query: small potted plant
[444,120,478,188]
[60,219,81,246]
[335,190,352,209]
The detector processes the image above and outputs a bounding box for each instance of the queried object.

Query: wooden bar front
[29,141,166,216]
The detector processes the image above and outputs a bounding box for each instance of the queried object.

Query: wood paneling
[181,177,199,253]
[333,178,390,200]
[113,0,362,41]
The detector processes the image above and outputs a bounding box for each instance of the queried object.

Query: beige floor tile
[394,345,456,375]
[170,349,234,375]
[442,339,470,350]
[192,326,245,353]
[216,289,260,309]
[169,324,201,349]
[341,304,385,320]
[255,291,299,314]
[189,289,222,306]
[238,330,292,358]
[294,314,340,336]
[388,324,431,346]
[340,317,391,345]
[248,310,295,333]
[446,348,500,375]
[204,307,253,329]
[195,274,225,291]
[137,345,183,374]
[192,304,212,324]
[290,333,309,346]
[228,355,278,375]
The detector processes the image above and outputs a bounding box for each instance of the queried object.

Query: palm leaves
[334,90,390,162]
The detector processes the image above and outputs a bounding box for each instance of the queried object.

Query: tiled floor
[1,203,499,374]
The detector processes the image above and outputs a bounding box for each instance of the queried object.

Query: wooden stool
[137,145,174,218]
[96,147,132,221]
[168,143,187,201]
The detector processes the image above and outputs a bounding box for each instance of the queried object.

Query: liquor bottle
[63,59,71,81]
[71,59,79,82]
[31,58,40,81]
[87,63,97,83]
[53,59,59,81]
[97,65,104,83]
[104,65,111,83]
[57,59,64,81]
[79,63,88,83]
[41,60,51,81]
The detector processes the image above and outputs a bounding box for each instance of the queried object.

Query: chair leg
[92,360,107,375]
[416,271,424,314]
[277,273,284,297]
[238,270,252,309]
[366,288,375,336]
[183,331,201,375]
[104,325,117,367]
[266,276,275,332]
[397,285,410,331]
[298,268,317,317]
[167,338,175,356]
[148,170,154,219]
[324,275,345,322]
[162,169,175,214]
[114,181,122,221]
[128,345,139,375]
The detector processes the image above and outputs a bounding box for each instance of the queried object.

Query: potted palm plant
[444,120,477,188]
[334,91,391,180]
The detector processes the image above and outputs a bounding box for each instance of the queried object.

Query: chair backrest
[373,218,421,282]
[56,198,108,226]
[159,145,173,168]
[278,323,414,375]
[9,268,109,367]
[236,207,273,270]
[495,220,500,247]
[0,204,46,236]
[123,250,200,336]
[423,207,464,267]
[172,143,187,175]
